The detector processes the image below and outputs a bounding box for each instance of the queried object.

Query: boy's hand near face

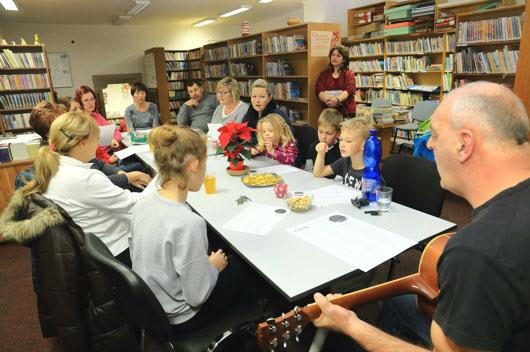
[315,142,329,154]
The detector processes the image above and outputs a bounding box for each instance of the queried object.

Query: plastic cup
[376,186,393,212]
[204,171,216,194]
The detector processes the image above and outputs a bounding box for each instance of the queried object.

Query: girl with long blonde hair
[251,113,298,165]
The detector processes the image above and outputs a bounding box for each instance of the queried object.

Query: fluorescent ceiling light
[258,0,274,3]
[219,5,252,18]
[0,0,18,11]
[192,17,217,27]
[125,0,150,16]
[112,16,132,25]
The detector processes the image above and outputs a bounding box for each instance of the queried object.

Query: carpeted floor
[0,192,472,352]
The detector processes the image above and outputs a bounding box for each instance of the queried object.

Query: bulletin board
[48,52,73,88]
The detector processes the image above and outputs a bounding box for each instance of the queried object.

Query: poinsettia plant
[216,122,255,166]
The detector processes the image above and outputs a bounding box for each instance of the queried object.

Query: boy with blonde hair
[313,117,371,189]
[306,108,343,176]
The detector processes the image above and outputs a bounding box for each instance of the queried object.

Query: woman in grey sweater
[124,82,160,130]
[210,77,249,125]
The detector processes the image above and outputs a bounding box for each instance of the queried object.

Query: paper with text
[288,212,416,271]
[223,203,289,236]
[99,124,116,147]
[255,164,300,176]
[308,184,362,207]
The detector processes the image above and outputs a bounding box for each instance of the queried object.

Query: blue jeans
[378,294,432,347]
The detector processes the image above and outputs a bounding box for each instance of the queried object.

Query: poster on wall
[144,53,157,89]
[310,31,340,57]
[48,52,73,88]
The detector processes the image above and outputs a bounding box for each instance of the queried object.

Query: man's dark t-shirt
[434,177,530,351]
[330,157,363,190]
[307,141,341,179]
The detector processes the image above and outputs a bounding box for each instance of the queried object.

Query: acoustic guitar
[255,232,454,352]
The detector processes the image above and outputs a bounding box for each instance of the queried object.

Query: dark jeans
[171,254,255,335]
[378,294,432,347]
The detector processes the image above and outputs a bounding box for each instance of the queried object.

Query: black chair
[293,125,318,168]
[85,233,261,352]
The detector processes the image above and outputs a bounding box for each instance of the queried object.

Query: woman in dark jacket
[0,190,138,352]
[242,78,290,129]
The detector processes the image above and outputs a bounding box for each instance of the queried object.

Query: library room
[1,0,529,351]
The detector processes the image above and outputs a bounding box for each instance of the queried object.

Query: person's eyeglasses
[217,91,231,96]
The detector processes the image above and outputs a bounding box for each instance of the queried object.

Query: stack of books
[411,1,435,33]
[263,35,306,54]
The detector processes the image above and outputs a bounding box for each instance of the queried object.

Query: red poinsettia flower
[216,122,255,163]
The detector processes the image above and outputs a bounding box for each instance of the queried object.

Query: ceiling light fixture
[258,0,274,3]
[192,17,217,27]
[0,0,18,11]
[125,0,150,16]
[219,5,252,18]
[112,15,132,25]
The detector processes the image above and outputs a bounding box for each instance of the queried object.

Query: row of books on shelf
[435,16,455,31]
[353,7,384,26]
[268,81,301,100]
[167,81,185,90]
[349,60,384,72]
[386,36,445,54]
[1,113,30,129]
[348,42,384,57]
[238,80,255,97]
[355,89,384,103]
[165,51,187,61]
[0,92,51,110]
[456,47,519,74]
[0,74,50,90]
[0,50,46,69]
[263,35,306,54]
[265,60,295,76]
[168,90,187,100]
[442,72,453,91]
[204,64,228,78]
[166,61,188,71]
[384,56,434,72]
[0,141,42,163]
[169,100,183,110]
[205,81,217,94]
[229,40,262,58]
[167,71,188,80]
[445,54,454,72]
[204,47,229,61]
[190,71,202,79]
[188,50,201,60]
[457,15,524,44]
[355,73,384,88]
[230,63,257,76]
[277,105,302,123]
[385,73,414,90]
[189,61,202,70]
[354,89,425,107]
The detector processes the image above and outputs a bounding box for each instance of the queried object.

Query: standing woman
[242,78,290,130]
[315,46,356,118]
[124,81,160,130]
[211,77,249,125]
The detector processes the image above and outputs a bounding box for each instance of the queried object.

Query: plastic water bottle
[362,130,382,202]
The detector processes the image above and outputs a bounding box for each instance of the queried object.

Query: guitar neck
[302,273,436,320]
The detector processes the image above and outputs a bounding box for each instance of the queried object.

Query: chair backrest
[293,125,318,168]
[84,233,176,347]
[371,98,392,108]
[411,100,439,123]
[381,155,445,217]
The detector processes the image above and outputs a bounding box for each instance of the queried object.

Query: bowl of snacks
[286,192,313,213]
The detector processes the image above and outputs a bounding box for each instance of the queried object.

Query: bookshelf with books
[348,1,386,39]
[0,44,55,136]
[228,34,263,99]
[454,4,525,87]
[203,41,230,95]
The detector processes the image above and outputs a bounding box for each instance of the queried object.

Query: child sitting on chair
[306,108,343,176]
[251,113,298,166]
[131,125,249,333]
[313,118,370,190]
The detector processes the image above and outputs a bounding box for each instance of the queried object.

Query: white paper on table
[308,184,362,207]
[98,125,116,147]
[288,212,416,272]
[254,164,300,176]
[114,144,150,160]
[207,123,222,141]
[223,203,289,236]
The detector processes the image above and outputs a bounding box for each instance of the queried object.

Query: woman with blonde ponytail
[131,125,252,333]
[33,112,144,266]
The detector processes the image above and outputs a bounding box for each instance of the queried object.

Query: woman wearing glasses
[210,77,249,125]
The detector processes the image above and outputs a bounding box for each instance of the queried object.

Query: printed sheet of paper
[114,144,150,160]
[288,212,416,271]
[308,185,362,207]
[98,124,116,147]
[223,203,289,236]
[254,164,300,176]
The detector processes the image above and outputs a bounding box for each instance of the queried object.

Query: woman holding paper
[210,77,249,125]
[315,45,356,118]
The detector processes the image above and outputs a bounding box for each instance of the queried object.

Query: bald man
[311,82,530,352]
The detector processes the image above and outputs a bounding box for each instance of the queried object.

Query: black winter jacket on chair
[0,190,139,352]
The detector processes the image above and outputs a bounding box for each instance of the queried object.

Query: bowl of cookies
[286,192,313,213]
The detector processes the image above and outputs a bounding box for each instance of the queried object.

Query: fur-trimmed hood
[0,190,65,244]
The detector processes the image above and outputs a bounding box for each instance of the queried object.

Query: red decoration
[216,122,255,165]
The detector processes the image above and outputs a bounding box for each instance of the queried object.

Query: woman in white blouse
[23,111,145,266]
[210,77,249,125]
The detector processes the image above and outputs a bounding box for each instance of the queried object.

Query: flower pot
[229,160,245,171]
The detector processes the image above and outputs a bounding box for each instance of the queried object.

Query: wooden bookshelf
[0,44,55,136]
[347,1,386,39]
[514,0,530,121]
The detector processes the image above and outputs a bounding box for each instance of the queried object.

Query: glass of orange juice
[204,170,216,194]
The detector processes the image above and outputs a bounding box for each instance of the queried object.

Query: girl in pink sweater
[251,114,298,166]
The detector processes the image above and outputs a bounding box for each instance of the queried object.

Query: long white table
[127,139,455,301]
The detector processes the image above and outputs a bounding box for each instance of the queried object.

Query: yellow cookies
[287,195,313,212]
[242,173,283,187]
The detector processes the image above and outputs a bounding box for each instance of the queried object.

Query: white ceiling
[0,0,304,26]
